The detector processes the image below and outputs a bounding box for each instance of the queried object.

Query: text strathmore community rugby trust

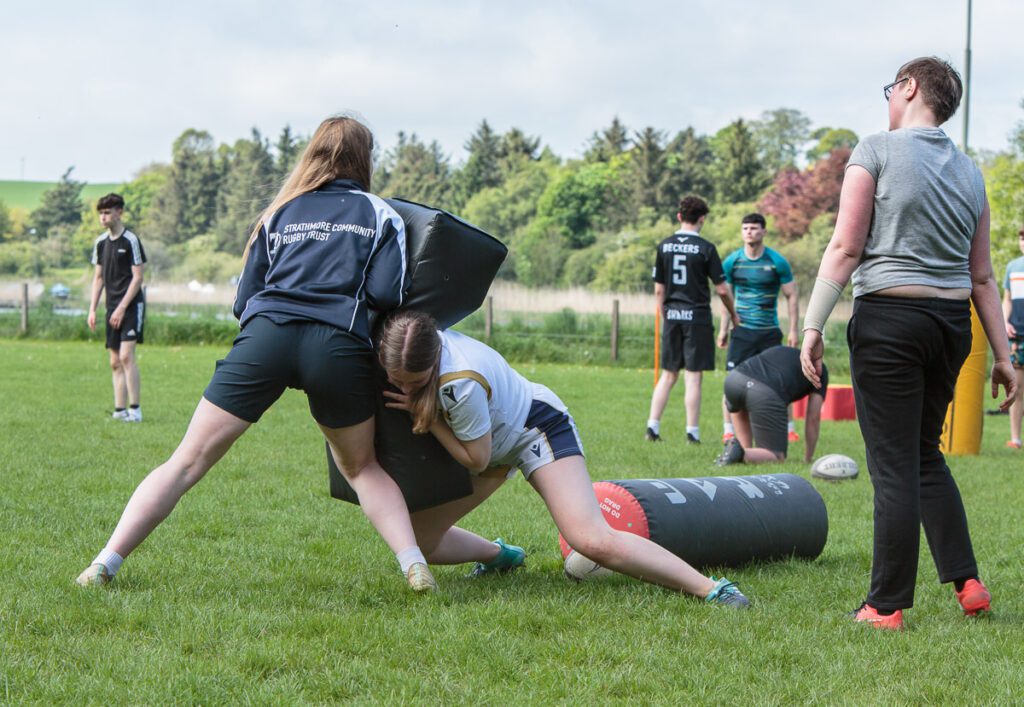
[275,221,376,245]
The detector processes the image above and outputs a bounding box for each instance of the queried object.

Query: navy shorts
[203,316,376,428]
[503,384,585,479]
[726,326,782,370]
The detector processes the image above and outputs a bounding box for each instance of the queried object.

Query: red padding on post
[559,481,651,558]
[792,384,856,421]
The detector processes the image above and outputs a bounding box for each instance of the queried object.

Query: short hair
[96,193,125,211]
[741,213,766,228]
[677,195,709,224]
[896,57,963,125]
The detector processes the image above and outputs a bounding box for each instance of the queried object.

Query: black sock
[953,576,978,592]
[129,404,139,410]
[114,407,125,412]
[874,607,896,616]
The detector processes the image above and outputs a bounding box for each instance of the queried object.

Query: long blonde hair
[379,311,442,434]
[244,115,375,259]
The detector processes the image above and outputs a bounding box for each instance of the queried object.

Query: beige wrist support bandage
[802,278,844,333]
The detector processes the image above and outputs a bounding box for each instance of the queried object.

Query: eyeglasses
[883,77,909,101]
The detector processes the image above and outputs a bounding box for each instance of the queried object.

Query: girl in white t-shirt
[378,311,750,607]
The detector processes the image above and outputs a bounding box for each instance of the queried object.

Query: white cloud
[1,0,1021,182]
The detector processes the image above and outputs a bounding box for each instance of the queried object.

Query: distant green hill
[0,180,123,212]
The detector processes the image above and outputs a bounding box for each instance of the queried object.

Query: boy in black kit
[88,194,147,422]
[646,196,738,443]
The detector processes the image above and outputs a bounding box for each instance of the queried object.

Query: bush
[167,235,244,284]
[515,222,568,287]
[0,241,43,276]
[559,246,607,287]
[776,211,835,286]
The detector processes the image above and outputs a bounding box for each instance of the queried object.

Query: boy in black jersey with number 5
[646,196,739,443]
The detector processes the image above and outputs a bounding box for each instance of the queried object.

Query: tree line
[2,104,1022,292]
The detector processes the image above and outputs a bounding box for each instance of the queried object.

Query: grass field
[2,339,1023,703]
[0,180,121,211]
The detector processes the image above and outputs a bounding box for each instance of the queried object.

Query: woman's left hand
[800,330,825,389]
[991,360,1018,412]
[382,389,412,413]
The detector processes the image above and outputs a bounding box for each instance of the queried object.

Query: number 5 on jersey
[672,255,687,285]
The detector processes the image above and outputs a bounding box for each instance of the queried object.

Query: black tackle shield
[328,198,507,511]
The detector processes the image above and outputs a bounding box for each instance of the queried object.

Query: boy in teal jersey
[718,213,799,442]
[1002,226,1024,448]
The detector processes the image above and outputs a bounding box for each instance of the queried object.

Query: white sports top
[437,329,533,465]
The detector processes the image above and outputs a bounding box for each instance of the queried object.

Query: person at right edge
[1001,225,1024,449]
[800,57,1016,630]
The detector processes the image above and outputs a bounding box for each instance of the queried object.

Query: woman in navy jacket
[78,115,439,592]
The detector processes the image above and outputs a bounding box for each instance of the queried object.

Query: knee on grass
[563,529,620,567]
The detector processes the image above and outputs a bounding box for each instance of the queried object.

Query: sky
[2,0,1022,184]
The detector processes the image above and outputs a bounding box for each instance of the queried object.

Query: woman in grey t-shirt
[799,57,1016,630]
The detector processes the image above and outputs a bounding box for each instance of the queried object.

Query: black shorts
[661,320,715,372]
[724,370,788,455]
[105,299,145,350]
[726,326,782,370]
[203,316,376,428]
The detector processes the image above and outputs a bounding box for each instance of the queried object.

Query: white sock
[788,421,796,433]
[723,423,735,435]
[94,548,124,576]
[646,419,660,434]
[396,546,427,574]
[686,426,700,440]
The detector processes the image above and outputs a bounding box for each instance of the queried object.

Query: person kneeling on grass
[378,311,750,608]
[715,346,826,466]
[77,115,438,593]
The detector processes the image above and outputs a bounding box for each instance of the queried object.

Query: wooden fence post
[485,296,493,341]
[611,299,619,362]
[21,282,29,334]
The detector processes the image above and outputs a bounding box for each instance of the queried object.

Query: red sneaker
[788,430,801,442]
[722,432,735,443]
[852,603,904,630]
[954,578,991,616]
[1006,440,1022,450]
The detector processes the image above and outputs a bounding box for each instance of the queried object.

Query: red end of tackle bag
[327,198,508,512]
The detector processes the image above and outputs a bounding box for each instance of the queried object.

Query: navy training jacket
[233,179,408,344]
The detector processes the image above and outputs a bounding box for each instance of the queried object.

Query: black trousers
[848,294,979,610]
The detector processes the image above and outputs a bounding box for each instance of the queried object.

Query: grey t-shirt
[847,127,986,297]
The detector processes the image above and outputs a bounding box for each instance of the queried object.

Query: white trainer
[124,408,142,423]
[111,410,129,420]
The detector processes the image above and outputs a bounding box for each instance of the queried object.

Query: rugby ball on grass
[810,453,859,480]
[563,550,613,581]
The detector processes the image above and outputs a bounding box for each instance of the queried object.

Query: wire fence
[0,280,853,373]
